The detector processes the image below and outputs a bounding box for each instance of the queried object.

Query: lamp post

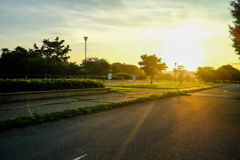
[174,62,177,83]
[84,37,88,79]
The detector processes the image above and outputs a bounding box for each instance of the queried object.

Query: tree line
[0,37,144,78]
[195,65,240,82]
[1,37,239,83]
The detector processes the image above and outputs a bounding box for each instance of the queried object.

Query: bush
[114,73,132,80]
[0,79,105,93]
[94,76,124,80]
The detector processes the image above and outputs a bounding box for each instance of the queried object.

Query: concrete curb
[0,88,110,103]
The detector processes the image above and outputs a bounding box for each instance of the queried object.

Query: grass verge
[0,91,188,131]
[110,82,226,89]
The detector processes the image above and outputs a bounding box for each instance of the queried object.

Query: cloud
[0,0,231,35]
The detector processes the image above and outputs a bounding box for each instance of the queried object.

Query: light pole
[175,62,177,83]
[84,37,88,79]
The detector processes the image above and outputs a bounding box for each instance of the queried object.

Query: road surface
[0,84,240,160]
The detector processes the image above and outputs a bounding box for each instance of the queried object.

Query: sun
[159,25,212,71]
[164,38,206,71]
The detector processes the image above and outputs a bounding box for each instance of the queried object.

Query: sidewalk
[0,87,207,121]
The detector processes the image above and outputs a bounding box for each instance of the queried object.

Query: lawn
[110,82,225,89]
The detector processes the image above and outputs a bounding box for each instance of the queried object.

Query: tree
[195,66,216,82]
[157,72,174,81]
[0,46,45,75]
[81,57,110,76]
[229,0,240,58]
[138,54,167,84]
[111,62,145,75]
[175,65,185,84]
[111,63,121,74]
[33,37,71,76]
[217,64,240,82]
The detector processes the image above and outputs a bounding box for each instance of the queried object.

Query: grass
[109,87,140,93]
[33,98,95,107]
[39,101,74,106]
[110,82,225,89]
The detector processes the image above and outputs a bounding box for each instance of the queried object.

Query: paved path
[0,84,237,121]
[0,84,212,121]
[0,88,171,121]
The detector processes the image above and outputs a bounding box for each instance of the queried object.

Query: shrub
[0,79,105,93]
[114,73,132,80]
[94,76,124,80]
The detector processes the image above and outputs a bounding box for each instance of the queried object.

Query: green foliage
[195,66,216,82]
[81,57,110,76]
[0,38,82,76]
[157,72,174,81]
[111,62,145,75]
[138,54,168,84]
[109,87,139,93]
[175,65,185,84]
[0,47,45,75]
[94,76,124,80]
[114,73,133,80]
[195,65,240,82]
[229,0,240,57]
[217,64,240,82]
[110,82,224,89]
[34,37,71,75]
[0,79,105,93]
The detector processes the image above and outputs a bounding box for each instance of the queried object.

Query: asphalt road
[0,84,240,160]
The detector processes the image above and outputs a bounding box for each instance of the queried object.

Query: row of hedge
[93,76,124,80]
[0,79,105,93]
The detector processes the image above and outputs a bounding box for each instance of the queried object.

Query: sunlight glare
[158,25,213,71]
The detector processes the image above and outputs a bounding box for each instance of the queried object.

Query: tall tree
[111,63,121,74]
[217,64,240,82]
[195,66,216,82]
[138,54,167,84]
[81,57,110,76]
[229,0,240,58]
[33,37,71,76]
[0,46,42,75]
[111,62,145,75]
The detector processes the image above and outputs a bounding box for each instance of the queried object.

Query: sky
[1,0,240,71]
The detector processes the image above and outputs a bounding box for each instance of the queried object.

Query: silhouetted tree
[229,0,240,58]
[111,63,121,74]
[0,46,44,75]
[195,66,217,82]
[138,54,168,85]
[33,37,71,76]
[217,64,240,82]
[81,57,110,76]
[112,62,145,75]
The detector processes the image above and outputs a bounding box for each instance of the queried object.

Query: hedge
[93,76,124,80]
[114,73,132,80]
[0,79,105,93]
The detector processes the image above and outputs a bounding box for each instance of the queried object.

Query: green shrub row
[114,73,133,80]
[93,76,124,80]
[0,79,105,93]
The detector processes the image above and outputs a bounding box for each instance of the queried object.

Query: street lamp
[174,62,177,83]
[84,37,88,79]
